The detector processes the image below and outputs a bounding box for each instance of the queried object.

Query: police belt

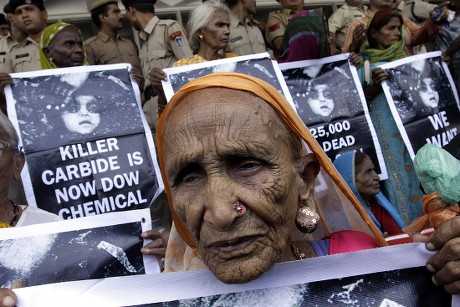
[144,85,158,101]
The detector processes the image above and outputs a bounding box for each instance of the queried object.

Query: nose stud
[233,201,245,214]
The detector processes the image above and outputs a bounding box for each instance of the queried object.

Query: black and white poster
[380,52,460,159]
[161,53,295,108]
[13,244,456,306]
[5,64,164,219]
[0,209,160,289]
[279,54,387,179]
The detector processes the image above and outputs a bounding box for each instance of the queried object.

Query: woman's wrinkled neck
[198,45,226,61]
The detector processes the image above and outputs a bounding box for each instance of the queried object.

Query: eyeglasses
[0,140,21,158]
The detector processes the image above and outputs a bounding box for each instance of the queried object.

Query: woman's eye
[182,173,201,183]
[238,160,262,172]
[173,163,204,186]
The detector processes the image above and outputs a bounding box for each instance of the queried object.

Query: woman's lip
[207,235,261,253]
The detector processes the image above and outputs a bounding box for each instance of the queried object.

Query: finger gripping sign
[5,64,164,219]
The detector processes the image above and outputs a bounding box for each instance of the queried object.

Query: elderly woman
[156,72,460,292]
[0,22,86,114]
[350,9,424,225]
[157,72,387,283]
[0,113,60,227]
[0,112,61,305]
[174,0,236,66]
[149,1,237,111]
[39,22,87,69]
[334,151,405,236]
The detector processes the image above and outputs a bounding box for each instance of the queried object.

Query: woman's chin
[207,251,279,284]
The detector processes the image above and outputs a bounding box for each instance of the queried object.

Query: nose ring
[233,201,245,214]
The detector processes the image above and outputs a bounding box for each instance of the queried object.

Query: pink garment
[327,230,379,254]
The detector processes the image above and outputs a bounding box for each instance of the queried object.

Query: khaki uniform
[0,35,18,72]
[265,8,295,49]
[139,16,192,130]
[3,37,40,73]
[228,14,266,56]
[328,4,368,48]
[84,32,141,72]
[398,0,435,24]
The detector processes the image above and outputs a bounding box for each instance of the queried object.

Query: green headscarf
[39,22,87,69]
[359,12,407,64]
[414,143,460,204]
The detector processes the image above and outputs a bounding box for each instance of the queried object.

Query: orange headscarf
[157,73,386,269]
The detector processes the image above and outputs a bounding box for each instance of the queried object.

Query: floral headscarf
[39,22,87,69]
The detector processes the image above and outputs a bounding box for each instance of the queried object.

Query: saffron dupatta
[156,73,387,271]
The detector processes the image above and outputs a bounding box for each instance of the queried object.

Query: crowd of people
[1,0,460,305]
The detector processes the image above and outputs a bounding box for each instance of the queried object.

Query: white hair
[187,0,231,52]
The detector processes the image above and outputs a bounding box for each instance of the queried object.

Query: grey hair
[0,112,19,147]
[187,0,231,52]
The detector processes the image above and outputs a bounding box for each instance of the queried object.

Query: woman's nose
[203,179,242,229]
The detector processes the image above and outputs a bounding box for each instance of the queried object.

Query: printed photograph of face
[307,82,335,117]
[418,77,439,109]
[387,57,457,123]
[61,94,101,135]
[12,69,145,151]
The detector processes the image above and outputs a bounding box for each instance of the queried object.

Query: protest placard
[13,243,454,306]
[380,52,460,159]
[279,54,387,179]
[0,209,160,289]
[161,53,294,107]
[5,64,164,219]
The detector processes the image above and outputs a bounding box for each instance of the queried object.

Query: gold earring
[198,34,203,40]
[295,206,320,233]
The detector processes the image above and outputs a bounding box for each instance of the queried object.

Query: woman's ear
[298,153,320,202]
[13,152,25,182]
[370,28,377,39]
[43,47,52,60]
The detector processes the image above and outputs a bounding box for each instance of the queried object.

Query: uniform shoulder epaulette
[84,36,98,45]
[158,19,177,27]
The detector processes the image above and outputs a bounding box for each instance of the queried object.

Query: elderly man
[224,0,266,55]
[3,0,48,73]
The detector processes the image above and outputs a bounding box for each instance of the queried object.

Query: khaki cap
[89,0,118,11]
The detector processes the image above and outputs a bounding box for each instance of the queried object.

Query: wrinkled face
[244,0,257,15]
[0,127,23,200]
[371,17,402,49]
[307,84,334,117]
[163,88,306,283]
[61,95,101,134]
[14,4,47,35]
[355,155,380,201]
[45,27,84,68]
[102,4,123,31]
[199,9,230,51]
[419,78,439,108]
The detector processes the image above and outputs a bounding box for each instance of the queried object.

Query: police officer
[3,0,48,73]
[224,0,266,55]
[265,0,303,56]
[85,0,143,87]
[121,0,192,131]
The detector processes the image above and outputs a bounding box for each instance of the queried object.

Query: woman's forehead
[163,88,285,145]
